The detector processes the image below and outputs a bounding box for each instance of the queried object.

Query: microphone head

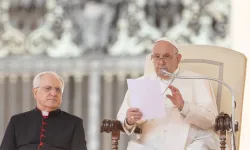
[160,69,173,77]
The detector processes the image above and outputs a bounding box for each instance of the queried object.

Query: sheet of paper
[127,78,166,120]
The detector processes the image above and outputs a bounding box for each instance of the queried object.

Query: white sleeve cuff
[124,118,135,130]
[179,101,190,117]
[123,118,137,135]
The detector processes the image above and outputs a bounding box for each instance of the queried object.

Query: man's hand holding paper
[126,108,143,125]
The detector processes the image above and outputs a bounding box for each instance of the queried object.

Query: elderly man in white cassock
[117,38,220,150]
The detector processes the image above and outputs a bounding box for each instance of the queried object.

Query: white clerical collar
[42,111,49,117]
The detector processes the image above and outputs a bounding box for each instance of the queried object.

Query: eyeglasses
[151,53,178,63]
[36,86,63,94]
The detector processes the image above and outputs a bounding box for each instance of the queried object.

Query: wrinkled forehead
[39,74,63,88]
[152,40,179,55]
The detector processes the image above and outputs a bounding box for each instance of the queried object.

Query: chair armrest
[100,119,142,134]
[100,119,142,150]
[214,112,239,150]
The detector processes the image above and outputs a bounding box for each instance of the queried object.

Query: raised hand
[166,85,184,110]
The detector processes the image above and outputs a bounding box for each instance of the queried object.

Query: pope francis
[117,38,220,150]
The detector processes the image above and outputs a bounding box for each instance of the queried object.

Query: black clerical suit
[0,108,87,150]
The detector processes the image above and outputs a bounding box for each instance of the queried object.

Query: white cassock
[117,67,221,150]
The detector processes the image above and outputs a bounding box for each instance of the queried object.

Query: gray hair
[33,71,65,92]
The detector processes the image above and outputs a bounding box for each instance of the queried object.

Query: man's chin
[46,101,60,107]
[46,105,60,110]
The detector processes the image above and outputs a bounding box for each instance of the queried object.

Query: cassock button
[41,134,46,138]
[39,142,44,146]
[42,129,46,132]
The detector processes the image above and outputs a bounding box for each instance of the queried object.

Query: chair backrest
[144,45,247,149]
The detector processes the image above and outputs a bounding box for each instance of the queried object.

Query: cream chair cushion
[144,45,247,149]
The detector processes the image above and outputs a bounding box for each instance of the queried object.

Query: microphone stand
[160,69,238,150]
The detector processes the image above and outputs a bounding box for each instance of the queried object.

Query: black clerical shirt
[0,108,87,150]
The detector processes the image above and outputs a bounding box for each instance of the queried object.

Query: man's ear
[177,53,182,63]
[33,88,38,99]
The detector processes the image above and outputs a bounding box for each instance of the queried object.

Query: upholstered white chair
[144,45,247,150]
[101,45,247,150]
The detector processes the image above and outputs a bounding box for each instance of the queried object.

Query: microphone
[160,69,237,150]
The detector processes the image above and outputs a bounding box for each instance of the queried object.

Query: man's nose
[158,58,166,65]
[50,89,57,96]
